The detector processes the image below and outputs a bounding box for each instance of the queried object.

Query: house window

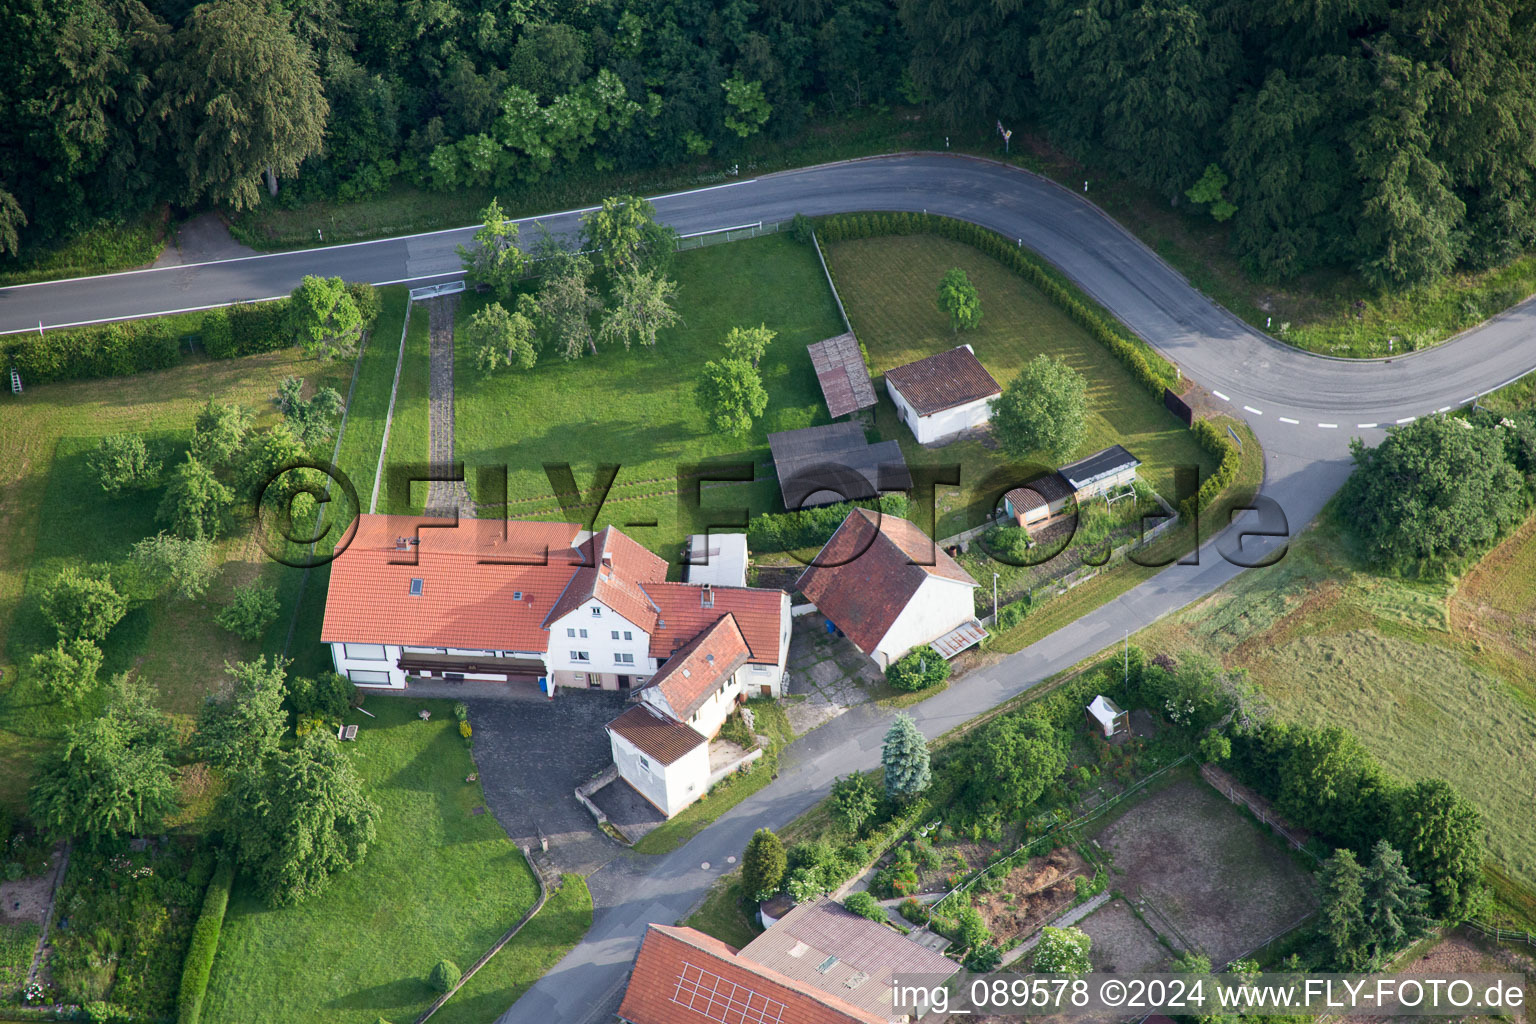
[571,651,590,663]
[342,643,387,661]
[615,653,634,665]
[624,630,633,641]
[348,669,392,686]
[408,578,424,596]
[753,664,769,673]
[611,630,620,640]
[579,628,588,638]
[638,756,651,774]
[567,628,576,637]
[590,606,601,617]
[513,591,523,600]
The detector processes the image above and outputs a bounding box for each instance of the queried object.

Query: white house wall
[887,381,994,445]
[609,730,712,817]
[332,642,406,688]
[873,576,978,668]
[545,600,654,692]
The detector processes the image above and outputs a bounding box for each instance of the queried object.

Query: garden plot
[971,847,1088,945]
[1078,898,1171,974]
[1091,776,1317,965]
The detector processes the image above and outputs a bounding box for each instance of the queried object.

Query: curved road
[5,153,1533,1022]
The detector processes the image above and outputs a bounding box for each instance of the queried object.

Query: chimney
[395,536,409,551]
[701,584,714,609]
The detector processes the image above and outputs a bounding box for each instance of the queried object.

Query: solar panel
[672,961,787,1024]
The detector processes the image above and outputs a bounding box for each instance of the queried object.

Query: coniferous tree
[881,713,931,800]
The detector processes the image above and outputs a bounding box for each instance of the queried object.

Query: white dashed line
[1279,417,1299,424]
[1212,391,1230,402]
[1318,423,1338,429]
[1397,416,1416,424]
[1358,423,1378,429]
[1243,405,1263,415]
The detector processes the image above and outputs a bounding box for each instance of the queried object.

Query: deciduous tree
[468,301,538,373]
[936,268,981,332]
[829,773,878,834]
[216,582,282,642]
[598,270,680,350]
[195,656,289,773]
[30,639,104,707]
[971,713,1067,813]
[89,433,162,494]
[158,453,234,541]
[581,195,676,278]
[41,564,126,642]
[989,355,1087,461]
[696,358,768,436]
[1389,779,1485,922]
[285,275,364,360]
[527,253,601,360]
[275,376,344,448]
[130,532,217,600]
[721,324,775,368]
[456,198,528,300]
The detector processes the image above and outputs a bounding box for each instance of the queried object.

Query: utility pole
[993,572,1000,623]
[1123,629,1129,682]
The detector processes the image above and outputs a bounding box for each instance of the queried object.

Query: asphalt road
[3,152,1530,1022]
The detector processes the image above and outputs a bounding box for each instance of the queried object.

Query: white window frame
[590,606,602,617]
[623,630,633,641]
[343,643,388,661]
[567,628,576,638]
[571,651,590,663]
[615,653,635,665]
[611,630,620,640]
[347,669,392,685]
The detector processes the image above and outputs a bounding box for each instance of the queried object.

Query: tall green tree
[581,195,676,278]
[158,453,235,541]
[936,267,981,332]
[1389,779,1485,922]
[1342,416,1525,569]
[29,685,178,845]
[0,187,25,257]
[899,0,1032,125]
[598,269,681,350]
[190,400,254,471]
[195,657,290,774]
[972,713,1067,813]
[881,713,931,800]
[526,253,601,360]
[1362,840,1432,961]
[153,0,327,207]
[742,828,787,899]
[456,198,529,300]
[275,376,344,448]
[721,324,775,368]
[468,301,538,373]
[285,275,365,360]
[829,773,878,834]
[228,731,379,906]
[1318,847,1368,969]
[30,639,104,708]
[89,433,162,494]
[41,564,126,642]
[989,355,1087,460]
[130,532,217,600]
[696,358,768,437]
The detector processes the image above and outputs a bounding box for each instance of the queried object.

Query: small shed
[768,421,911,509]
[1059,445,1141,501]
[1003,473,1076,529]
[807,332,878,418]
[883,345,1002,445]
[1086,694,1130,738]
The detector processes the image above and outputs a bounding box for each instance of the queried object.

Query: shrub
[842,891,887,923]
[742,828,787,900]
[747,493,910,552]
[899,897,930,925]
[30,639,103,707]
[216,582,281,641]
[791,213,815,244]
[885,646,950,693]
[1034,925,1092,974]
[41,564,126,641]
[2,317,182,384]
[428,958,461,994]
[955,906,990,950]
[89,433,163,494]
[285,671,356,720]
[199,308,235,358]
[453,701,469,722]
[459,720,472,740]
[177,857,235,1024]
[964,942,1003,971]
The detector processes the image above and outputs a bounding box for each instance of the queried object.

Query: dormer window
[513,591,523,600]
[409,578,424,596]
[590,606,601,617]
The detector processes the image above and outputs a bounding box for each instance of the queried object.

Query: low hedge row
[748,492,910,552]
[198,300,292,359]
[813,211,1179,397]
[1179,417,1241,522]
[176,856,236,1024]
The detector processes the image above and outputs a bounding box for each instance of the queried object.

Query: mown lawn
[377,299,432,516]
[1138,507,1536,914]
[683,874,762,950]
[822,234,1216,539]
[201,699,549,1024]
[453,233,845,560]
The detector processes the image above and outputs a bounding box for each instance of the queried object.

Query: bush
[747,493,910,552]
[791,213,815,245]
[347,281,381,329]
[216,582,281,641]
[742,828,787,900]
[224,300,291,357]
[428,958,461,994]
[842,891,887,923]
[453,702,469,722]
[284,671,356,720]
[955,906,991,950]
[885,645,950,693]
[41,564,126,641]
[459,720,472,740]
[89,433,163,494]
[899,897,930,925]
[964,942,1003,971]
[177,857,235,1024]
[2,317,181,384]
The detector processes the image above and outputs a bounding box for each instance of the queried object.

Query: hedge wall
[748,493,910,553]
[177,856,235,1024]
[814,212,1179,397]
[2,316,184,384]
[1179,417,1242,523]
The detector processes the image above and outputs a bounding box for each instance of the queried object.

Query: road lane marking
[1243,405,1262,415]
[1318,423,1338,429]
[1279,417,1299,424]
[1397,416,1416,424]
[1212,391,1230,401]
[1358,423,1378,429]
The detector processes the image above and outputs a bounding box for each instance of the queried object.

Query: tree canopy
[936,268,981,332]
[881,713,931,799]
[742,828,787,900]
[696,358,768,437]
[989,355,1088,461]
[195,657,290,774]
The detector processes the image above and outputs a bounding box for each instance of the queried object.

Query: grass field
[453,233,845,560]
[377,300,432,516]
[0,208,165,288]
[1091,774,1317,964]
[201,699,547,1024]
[684,875,762,950]
[0,346,350,810]
[1137,508,1536,914]
[823,234,1216,539]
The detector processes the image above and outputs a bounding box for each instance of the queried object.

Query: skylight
[409,578,424,596]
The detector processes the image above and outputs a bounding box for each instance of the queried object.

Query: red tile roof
[607,706,708,765]
[794,510,976,654]
[617,925,885,1024]
[641,615,751,721]
[807,332,877,418]
[544,526,670,630]
[645,584,786,664]
[321,515,585,652]
[882,345,1001,416]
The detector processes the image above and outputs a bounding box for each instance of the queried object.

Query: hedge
[177,856,235,1024]
[814,212,1179,397]
[200,300,292,359]
[1178,417,1241,522]
[748,492,910,552]
[2,316,184,384]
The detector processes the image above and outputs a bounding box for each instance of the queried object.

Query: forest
[2,0,1535,289]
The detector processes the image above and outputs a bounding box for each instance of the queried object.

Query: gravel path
[423,293,474,518]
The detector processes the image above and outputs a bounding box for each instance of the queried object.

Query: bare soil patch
[972,847,1088,942]
[0,871,52,926]
[1093,776,1317,965]
[1081,898,1172,974]
[1344,932,1536,1024]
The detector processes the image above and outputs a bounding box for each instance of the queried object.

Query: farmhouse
[1059,444,1141,501]
[797,508,984,669]
[768,421,911,509]
[883,344,1001,445]
[619,906,957,1024]
[322,514,789,694]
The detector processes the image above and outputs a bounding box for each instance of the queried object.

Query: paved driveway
[442,685,629,876]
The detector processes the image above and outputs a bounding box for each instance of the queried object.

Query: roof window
[409,578,424,596]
